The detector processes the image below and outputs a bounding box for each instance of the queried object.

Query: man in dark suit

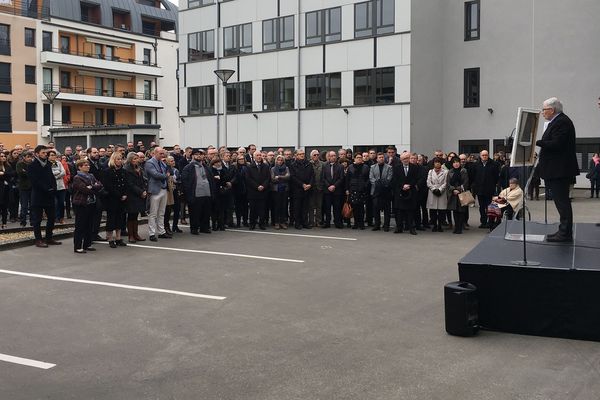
[322,151,345,228]
[289,149,315,229]
[472,150,500,228]
[536,97,579,242]
[391,152,420,235]
[245,151,270,230]
[28,145,61,247]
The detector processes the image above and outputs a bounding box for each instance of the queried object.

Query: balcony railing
[81,13,101,25]
[45,85,159,101]
[44,47,158,67]
[0,0,50,19]
[49,121,160,131]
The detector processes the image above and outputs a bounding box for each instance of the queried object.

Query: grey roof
[45,0,178,35]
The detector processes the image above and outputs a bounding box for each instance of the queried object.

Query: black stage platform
[458,221,600,341]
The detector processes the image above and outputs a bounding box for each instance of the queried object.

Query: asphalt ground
[1,192,599,400]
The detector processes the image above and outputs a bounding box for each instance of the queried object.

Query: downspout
[296,0,301,149]
[215,4,221,148]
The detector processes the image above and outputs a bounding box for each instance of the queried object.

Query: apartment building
[39,0,179,151]
[0,0,46,149]
[178,0,411,153]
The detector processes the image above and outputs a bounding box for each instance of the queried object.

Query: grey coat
[369,163,393,196]
[426,168,448,210]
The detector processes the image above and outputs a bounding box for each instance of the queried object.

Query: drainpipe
[215,6,221,148]
[296,0,301,149]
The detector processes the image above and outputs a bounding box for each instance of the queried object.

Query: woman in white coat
[427,157,448,232]
[49,150,67,224]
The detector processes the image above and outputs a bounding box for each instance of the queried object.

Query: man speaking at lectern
[536,97,579,242]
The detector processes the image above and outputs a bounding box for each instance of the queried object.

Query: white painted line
[0,269,226,300]
[0,353,56,369]
[99,242,305,263]
[225,229,357,241]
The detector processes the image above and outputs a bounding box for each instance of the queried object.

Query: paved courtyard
[1,192,599,399]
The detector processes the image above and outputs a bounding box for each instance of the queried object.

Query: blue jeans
[19,189,31,225]
[55,189,66,220]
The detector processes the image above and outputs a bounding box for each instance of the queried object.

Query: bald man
[472,150,500,228]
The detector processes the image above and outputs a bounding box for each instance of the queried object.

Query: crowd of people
[0,139,537,253]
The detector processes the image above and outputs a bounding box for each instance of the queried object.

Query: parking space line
[104,242,305,263]
[225,229,357,241]
[0,353,56,369]
[0,269,226,300]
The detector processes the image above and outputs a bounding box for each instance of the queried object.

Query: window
[105,78,115,97]
[0,24,10,56]
[25,65,36,84]
[43,68,53,91]
[61,105,71,124]
[0,101,11,132]
[188,30,214,61]
[224,24,252,56]
[144,110,153,124]
[306,7,341,45]
[25,28,35,47]
[464,67,480,107]
[144,80,152,100]
[0,63,11,94]
[226,82,253,113]
[143,48,152,65]
[306,73,341,108]
[188,0,214,8]
[42,31,52,51]
[95,108,103,125]
[188,85,214,115]
[465,0,480,41]
[105,46,114,60]
[81,2,101,24]
[263,16,294,51]
[25,102,36,122]
[106,109,115,125]
[354,0,394,38]
[354,67,395,105]
[43,104,50,126]
[60,71,71,89]
[60,36,70,53]
[262,77,294,111]
[94,43,102,59]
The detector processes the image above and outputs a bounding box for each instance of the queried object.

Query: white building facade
[179,0,411,153]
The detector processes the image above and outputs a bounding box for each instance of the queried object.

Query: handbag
[458,190,475,206]
[342,196,353,219]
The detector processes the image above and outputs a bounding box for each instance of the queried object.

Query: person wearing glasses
[536,97,579,242]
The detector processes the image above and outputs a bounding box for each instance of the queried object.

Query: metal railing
[49,121,160,130]
[45,85,159,101]
[80,13,101,25]
[44,47,158,67]
[0,0,50,19]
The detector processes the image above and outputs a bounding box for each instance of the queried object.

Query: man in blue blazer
[144,147,171,241]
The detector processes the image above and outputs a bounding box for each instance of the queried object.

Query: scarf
[594,155,600,166]
[273,164,287,192]
[449,167,462,188]
[35,156,47,168]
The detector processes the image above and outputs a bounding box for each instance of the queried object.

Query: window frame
[0,24,10,56]
[463,67,480,108]
[353,67,395,105]
[263,15,294,51]
[305,72,342,109]
[354,0,395,39]
[25,102,37,122]
[188,0,214,9]
[24,28,35,47]
[226,81,253,114]
[188,85,215,115]
[305,7,342,45]
[42,31,52,51]
[262,77,295,111]
[188,29,215,61]
[223,23,252,57]
[0,101,11,132]
[25,65,36,84]
[464,0,480,41]
[0,62,11,94]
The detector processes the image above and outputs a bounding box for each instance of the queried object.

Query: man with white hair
[145,146,171,241]
[536,97,579,242]
[308,149,324,227]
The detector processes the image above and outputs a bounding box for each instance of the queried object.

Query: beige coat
[427,168,448,210]
[496,186,523,214]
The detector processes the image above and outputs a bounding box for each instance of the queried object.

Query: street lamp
[213,69,235,148]
[42,88,60,141]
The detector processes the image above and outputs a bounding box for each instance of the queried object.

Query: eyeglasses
[542,107,553,111]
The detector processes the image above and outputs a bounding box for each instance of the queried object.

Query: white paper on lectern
[510,107,541,167]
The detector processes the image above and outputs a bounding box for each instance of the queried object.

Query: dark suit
[28,158,57,241]
[245,161,270,228]
[392,163,419,231]
[536,112,579,237]
[289,160,315,228]
[472,159,500,225]
[322,162,345,227]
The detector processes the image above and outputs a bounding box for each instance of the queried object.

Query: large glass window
[354,0,394,38]
[144,80,152,100]
[464,0,480,41]
[188,30,214,61]
[188,85,215,115]
[224,23,252,56]
[226,82,253,113]
[42,31,52,51]
[306,73,341,108]
[188,0,214,8]
[354,67,395,105]
[263,16,294,51]
[60,36,70,53]
[25,102,36,122]
[60,71,71,89]
[262,78,294,111]
[144,48,152,65]
[61,105,71,124]
[0,101,11,132]
[25,28,35,47]
[0,24,10,56]
[25,65,36,84]
[0,63,10,94]
[464,68,480,107]
[306,7,341,45]
[43,68,53,91]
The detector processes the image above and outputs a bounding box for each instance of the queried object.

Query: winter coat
[346,163,370,194]
[124,164,147,214]
[0,164,16,206]
[28,158,57,207]
[472,160,500,197]
[51,161,66,191]
[16,161,31,191]
[270,165,290,192]
[391,163,419,210]
[369,163,393,197]
[245,161,271,200]
[426,168,448,210]
[290,160,315,197]
[310,160,324,191]
[446,168,469,211]
[101,167,127,212]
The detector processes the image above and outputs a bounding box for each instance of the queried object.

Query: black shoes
[149,235,157,242]
[409,229,417,235]
[190,230,199,235]
[158,233,173,239]
[383,226,390,232]
[546,232,573,243]
[372,226,380,231]
[394,228,403,234]
[116,239,127,247]
[173,227,183,233]
[109,241,117,248]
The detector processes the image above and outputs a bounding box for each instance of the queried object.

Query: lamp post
[42,88,59,142]
[213,69,235,148]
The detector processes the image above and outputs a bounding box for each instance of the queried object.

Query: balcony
[46,85,162,108]
[0,0,49,19]
[49,122,160,135]
[41,48,162,77]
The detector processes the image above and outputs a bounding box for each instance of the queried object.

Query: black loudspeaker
[444,281,479,337]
